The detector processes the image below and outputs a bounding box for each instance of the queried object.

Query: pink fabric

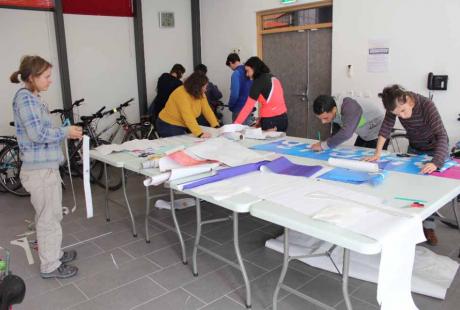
[431,159,460,180]
[168,150,214,166]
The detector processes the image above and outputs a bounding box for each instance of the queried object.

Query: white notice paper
[367,39,390,73]
[83,135,94,218]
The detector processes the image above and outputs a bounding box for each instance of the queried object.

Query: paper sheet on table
[218,124,247,134]
[244,127,266,139]
[94,135,202,155]
[82,135,94,218]
[143,172,171,186]
[261,156,323,177]
[184,137,269,166]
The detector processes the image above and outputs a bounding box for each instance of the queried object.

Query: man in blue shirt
[226,53,253,125]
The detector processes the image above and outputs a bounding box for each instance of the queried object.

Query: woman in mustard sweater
[156,72,219,138]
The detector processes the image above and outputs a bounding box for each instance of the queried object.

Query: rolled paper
[328,157,379,173]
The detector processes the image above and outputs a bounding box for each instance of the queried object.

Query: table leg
[103,163,110,222]
[273,228,289,310]
[233,212,251,308]
[170,188,187,264]
[342,249,353,310]
[145,186,151,243]
[192,197,202,276]
[121,167,137,237]
[452,198,460,232]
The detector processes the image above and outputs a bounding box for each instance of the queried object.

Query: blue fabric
[318,168,387,186]
[228,65,252,112]
[13,88,68,170]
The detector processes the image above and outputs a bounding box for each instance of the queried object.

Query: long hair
[183,72,208,99]
[244,56,270,79]
[10,55,52,92]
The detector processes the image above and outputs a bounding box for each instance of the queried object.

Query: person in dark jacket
[148,64,185,122]
[194,64,223,125]
[226,53,253,125]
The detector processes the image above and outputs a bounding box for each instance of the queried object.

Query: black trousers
[260,113,288,132]
[354,136,389,150]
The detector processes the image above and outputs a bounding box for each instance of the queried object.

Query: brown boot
[423,228,438,246]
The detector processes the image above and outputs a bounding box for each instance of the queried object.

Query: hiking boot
[423,228,438,246]
[60,250,77,263]
[40,264,78,279]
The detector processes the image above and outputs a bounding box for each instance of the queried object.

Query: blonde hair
[10,55,52,92]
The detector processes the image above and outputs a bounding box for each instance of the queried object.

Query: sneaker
[40,264,78,279]
[423,228,438,246]
[60,250,77,263]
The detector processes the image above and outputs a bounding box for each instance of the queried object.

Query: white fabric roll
[328,157,379,172]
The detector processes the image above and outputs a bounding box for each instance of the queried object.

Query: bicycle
[91,98,158,144]
[0,122,29,197]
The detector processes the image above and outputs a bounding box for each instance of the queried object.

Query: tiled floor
[1,174,459,310]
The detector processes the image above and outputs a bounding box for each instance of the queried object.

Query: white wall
[0,9,62,135]
[143,0,194,105]
[332,0,460,144]
[64,14,139,142]
[200,0,460,143]
[199,0,317,123]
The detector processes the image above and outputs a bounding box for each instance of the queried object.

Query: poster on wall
[367,39,390,73]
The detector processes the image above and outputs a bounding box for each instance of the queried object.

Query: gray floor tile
[145,237,220,268]
[69,277,166,310]
[133,288,204,310]
[202,217,267,244]
[149,252,226,290]
[351,282,378,306]
[335,296,379,310]
[297,274,347,307]
[16,284,87,310]
[23,275,62,298]
[58,248,133,285]
[243,247,283,271]
[228,267,315,309]
[199,296,247,310]
[74,257,160,298]
[182,263,265,303]
[272,293,324,310]
[121,230,190,257]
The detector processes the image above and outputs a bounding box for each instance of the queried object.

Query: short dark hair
[378,84,409,111]
[170,64,186,79]
[313,95,336,115]
[226,53,240,66]
[244,57,270,79]
[183,72,208,99]
[194,64,207,75]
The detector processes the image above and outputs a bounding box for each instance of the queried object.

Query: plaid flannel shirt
[12,88,69,170]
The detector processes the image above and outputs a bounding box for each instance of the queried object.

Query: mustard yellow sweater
[159,86,219,136]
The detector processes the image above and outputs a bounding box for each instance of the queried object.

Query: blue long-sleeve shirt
[228,65,252,112]
[13,88,69,170]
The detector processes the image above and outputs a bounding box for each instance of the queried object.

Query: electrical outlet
[231,48,241,54]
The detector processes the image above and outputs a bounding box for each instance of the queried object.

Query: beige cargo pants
[20,169,63,273]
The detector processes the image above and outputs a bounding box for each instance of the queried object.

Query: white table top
[91,135,460,220]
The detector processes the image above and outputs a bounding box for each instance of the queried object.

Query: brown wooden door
[262,28,332,139]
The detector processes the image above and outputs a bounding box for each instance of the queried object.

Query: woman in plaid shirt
[11,56,82,279]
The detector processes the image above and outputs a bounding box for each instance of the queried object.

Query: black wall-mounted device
[427,72,448,90]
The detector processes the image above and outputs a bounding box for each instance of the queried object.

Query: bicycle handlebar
[50,98,85,115]
[80,106,106,122]
[102,98,134,116]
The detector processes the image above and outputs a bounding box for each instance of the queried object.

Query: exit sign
[281,0,297,4]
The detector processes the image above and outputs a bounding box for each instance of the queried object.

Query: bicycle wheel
[0,144,29,197]
[0,138,17,193]
[90,139,123,191]
[388,133,409,154]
